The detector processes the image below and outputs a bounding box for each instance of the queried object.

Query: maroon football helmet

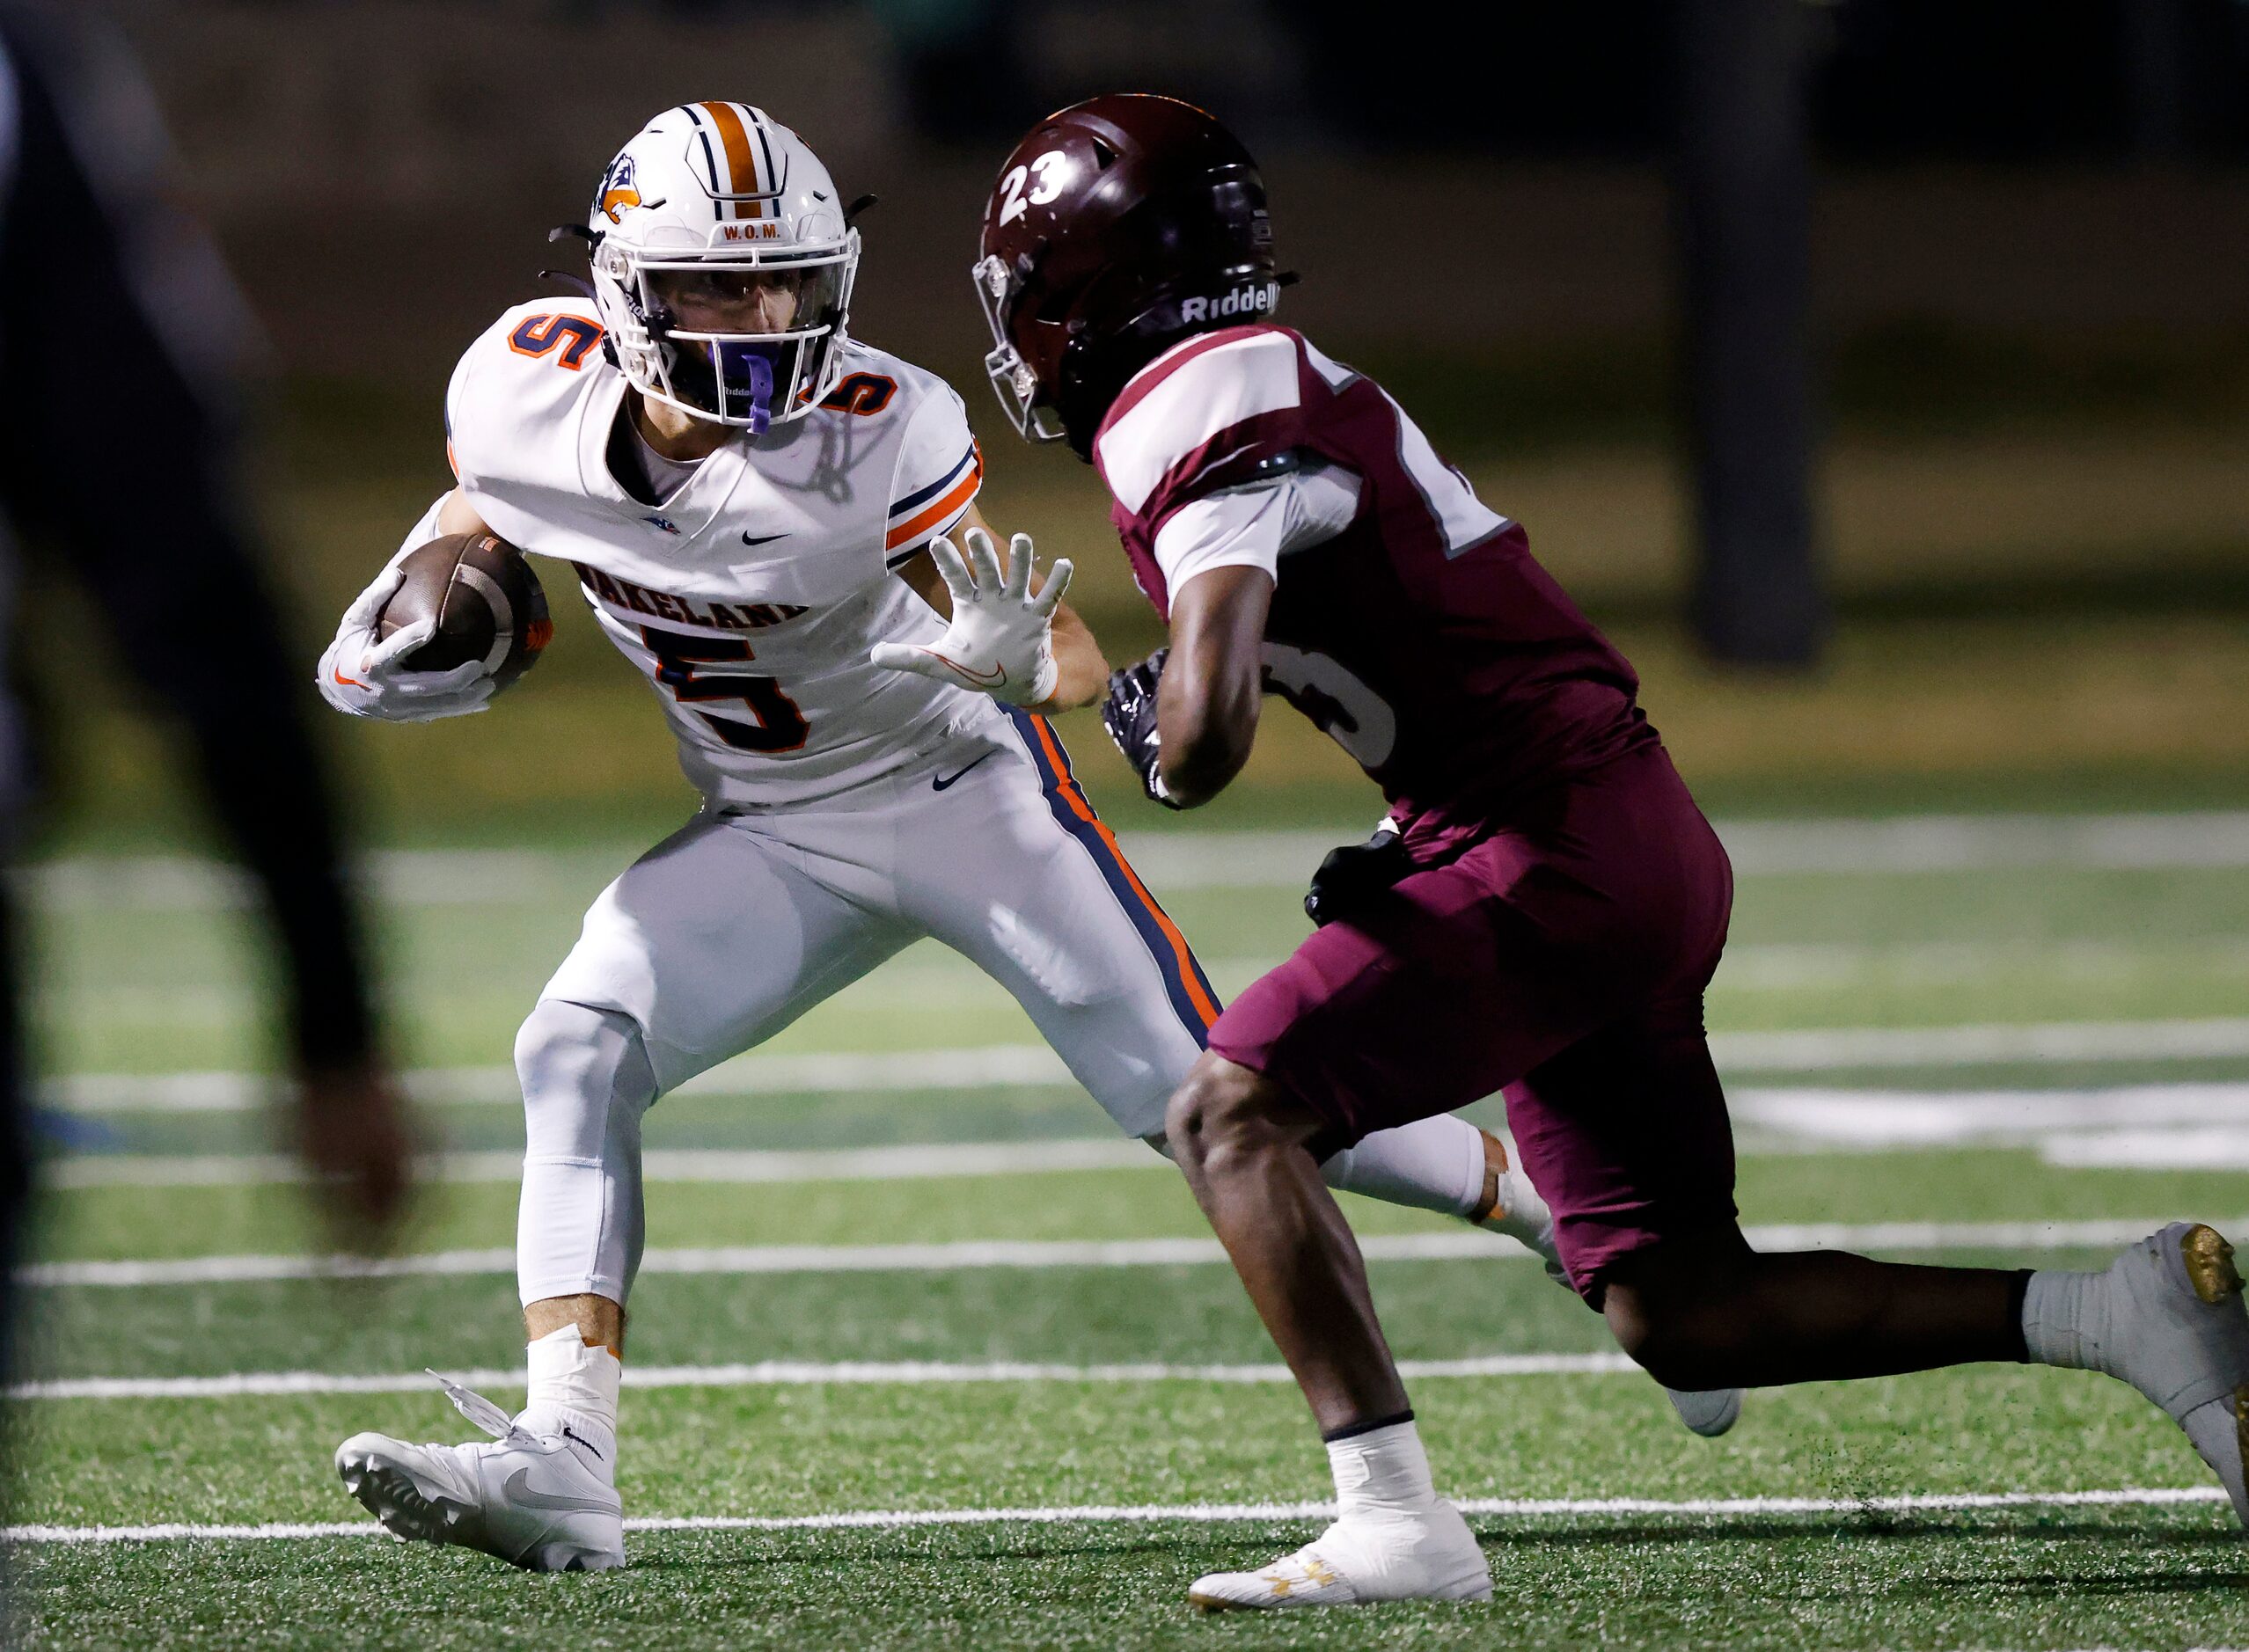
[974,94,1281,457]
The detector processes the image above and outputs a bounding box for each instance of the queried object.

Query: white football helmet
[586,103,859,432]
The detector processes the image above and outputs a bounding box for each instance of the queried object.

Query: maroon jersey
[1094,324,1656,822]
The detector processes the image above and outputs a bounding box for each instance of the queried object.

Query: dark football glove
[1102,647,1182,808]
[1303,821,1412,926]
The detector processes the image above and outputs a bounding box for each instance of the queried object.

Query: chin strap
[536,268,600,303]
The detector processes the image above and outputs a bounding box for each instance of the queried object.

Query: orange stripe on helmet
[1026,715,1221,1030]
[699,101,763,220]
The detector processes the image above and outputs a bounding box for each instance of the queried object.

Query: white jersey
[444,302,994,807]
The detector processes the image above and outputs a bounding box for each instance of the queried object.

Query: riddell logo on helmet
[1179,283,1278,325]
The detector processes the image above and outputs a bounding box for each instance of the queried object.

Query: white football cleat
[1186,1503,1491,1612]
[1665,1385,1744,1438]
[2099,1223,2249,1524]
[336,1371,624,1571]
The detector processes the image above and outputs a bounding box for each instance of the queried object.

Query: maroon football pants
[1207,745,1737,1301]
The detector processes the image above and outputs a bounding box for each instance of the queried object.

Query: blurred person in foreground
[976,94,2249,1610]
[0,4,414,1417]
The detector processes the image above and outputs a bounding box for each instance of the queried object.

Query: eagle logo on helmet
[597,156,642,225]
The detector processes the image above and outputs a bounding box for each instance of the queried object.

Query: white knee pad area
[514,1000,660,1308]
[1144,1115,1486,1219]
[1317,1114,1489,1218]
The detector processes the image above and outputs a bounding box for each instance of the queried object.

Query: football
[375,531,552,692]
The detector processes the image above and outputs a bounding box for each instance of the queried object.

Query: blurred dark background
[50,0,2249,839]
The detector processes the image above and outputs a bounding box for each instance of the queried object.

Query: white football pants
[516,712,1488,1305]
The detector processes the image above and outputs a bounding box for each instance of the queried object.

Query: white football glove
[870,529,1073,707]
[315,565,495,723]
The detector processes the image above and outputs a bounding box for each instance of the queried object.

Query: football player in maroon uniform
[975,94,2249,1612]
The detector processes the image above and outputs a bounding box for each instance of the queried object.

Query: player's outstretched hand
[870,528,1071,707]
[292,1058,417,1249]
[317,565,497,723]
[1102,647,1182,808]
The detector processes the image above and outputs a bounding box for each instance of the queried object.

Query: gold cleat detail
[1187,1553,1349,1612]
[2182,1225,2244,1305]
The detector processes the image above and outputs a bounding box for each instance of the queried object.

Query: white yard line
[1725,1216,2249,1250]
[25,1214,2227,1290]
[39,939,2249,1041]
[18,812,2249,915]
[1713,936,2249,990]
[20,1233,1506,1286]
[41,1017,2249,1124]
[14,851,572,912]
[1702,812,2249,876]
[2044,1128,2249,1170]
[2,1485,2228,1545]
[1707,1017,2249,1070]
[1729,1082,2249,1148]
[11,1352,1641,1401]
[44,1139,1160,1190]
[44,1046,1081,1115]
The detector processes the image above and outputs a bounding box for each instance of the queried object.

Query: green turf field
[10,802,2249,1648]
[8,348,2248,1644]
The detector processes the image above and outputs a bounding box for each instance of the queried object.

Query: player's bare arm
[1098,566,1273,810]
[1153,565,1271,806]
[877,501,1103,711]
[434,488,494,537]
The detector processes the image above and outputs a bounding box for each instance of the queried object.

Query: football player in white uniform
[317,103,1681,1573]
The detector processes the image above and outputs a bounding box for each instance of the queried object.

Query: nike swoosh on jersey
[501,1466,615,1515]
[740,530,788,546]
[930,751,997,792]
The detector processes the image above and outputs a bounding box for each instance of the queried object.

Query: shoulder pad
[1097,327,1306,516]
[447,303,611,485]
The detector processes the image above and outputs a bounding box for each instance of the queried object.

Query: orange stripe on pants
[1027,716,1220,1029]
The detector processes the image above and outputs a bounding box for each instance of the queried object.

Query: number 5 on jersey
[640,626,809,753]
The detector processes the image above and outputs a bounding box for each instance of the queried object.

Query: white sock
[1319,1115,1486,1218]
[1326,1420,1440,1518]
[2022,1269,2113,1377]
[516,1323,622,1470]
